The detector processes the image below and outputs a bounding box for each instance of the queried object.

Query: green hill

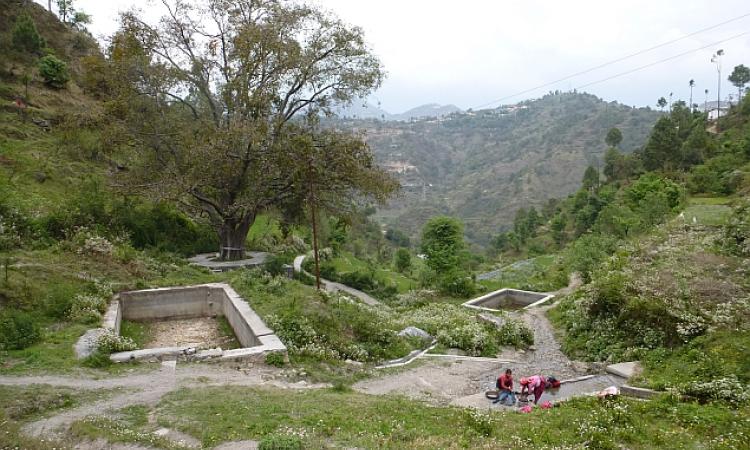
[343,92,661,245]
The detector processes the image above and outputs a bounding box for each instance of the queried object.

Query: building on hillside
[704,100,730,121]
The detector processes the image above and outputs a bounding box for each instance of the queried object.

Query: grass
[120,320,152,348]
[0,384,120,449]
[633,330,750,391]
[148,385,750,449]
[327,251,419,294]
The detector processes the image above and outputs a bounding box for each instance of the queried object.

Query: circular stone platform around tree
[188,252,270,272]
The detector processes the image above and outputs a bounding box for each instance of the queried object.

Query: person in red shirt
[493,368,516,405]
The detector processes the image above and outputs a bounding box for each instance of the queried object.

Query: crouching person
[493,368,516,406]
[520,375,546,404]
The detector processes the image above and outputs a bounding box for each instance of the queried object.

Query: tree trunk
[218,218,253,261]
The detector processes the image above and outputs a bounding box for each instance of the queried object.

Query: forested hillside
[341,92,661,245]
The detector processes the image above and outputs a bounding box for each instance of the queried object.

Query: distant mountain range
[335,102,463,121]
[335,92,662,246]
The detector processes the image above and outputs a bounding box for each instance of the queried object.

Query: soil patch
[144,317,240,350]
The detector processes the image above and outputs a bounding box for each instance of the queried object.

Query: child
[493,368,516,406]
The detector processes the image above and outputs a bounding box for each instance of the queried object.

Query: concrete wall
[213,285,272,348]
[463,288,554,312]
[109,283,286,364]
[119,285,221,321]
[103,299,121,334]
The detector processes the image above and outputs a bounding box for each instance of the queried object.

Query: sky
[35,0,750,113]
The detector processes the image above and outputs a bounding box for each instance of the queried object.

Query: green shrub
[263,255,290,277]
[588,274,626,318]
[11,13,46,55]
[437,270,475,297]
[394,248,412,273]
[44,283,80,319]
[258,433,303,450]
[724,201,750,257]
[38,55,70,88]
[0,310,41,350]
[265,352,286,367]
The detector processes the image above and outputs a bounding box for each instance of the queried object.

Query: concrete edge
[620,385,661,399]
[462,288,555,312]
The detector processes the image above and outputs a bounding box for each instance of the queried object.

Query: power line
[474,11,750,109]
[575,30,750,90]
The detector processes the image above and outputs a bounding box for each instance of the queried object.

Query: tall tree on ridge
[728,64,750,102]
[689,79,695,112]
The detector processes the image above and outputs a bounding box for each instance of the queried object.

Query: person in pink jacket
[520,375,547,404]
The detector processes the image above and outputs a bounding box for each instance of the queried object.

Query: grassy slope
[70,385,750,450]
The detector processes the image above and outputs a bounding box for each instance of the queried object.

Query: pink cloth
[520,405,534,413]
[540,401,553,409]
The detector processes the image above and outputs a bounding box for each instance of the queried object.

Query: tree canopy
[421,216,465,274]
[605,127,623,148]
[108,0,395,259]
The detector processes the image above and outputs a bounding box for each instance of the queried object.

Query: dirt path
[355,277,592,409]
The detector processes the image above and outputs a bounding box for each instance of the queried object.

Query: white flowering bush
[396,303,533,356]
[463,409,497,437]
[96,331,137,353]
[680,376,749,406]
[67,293,107,323]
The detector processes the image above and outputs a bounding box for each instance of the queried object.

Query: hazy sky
[35,0,750,113]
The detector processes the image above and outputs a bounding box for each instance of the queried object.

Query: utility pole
[308,158,322,290]
[711,49,724,127]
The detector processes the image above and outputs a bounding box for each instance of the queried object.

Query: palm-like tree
[704,89,709,112]
[689,79,695,112]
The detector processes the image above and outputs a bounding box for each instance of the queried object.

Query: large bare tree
[109,0,392,260]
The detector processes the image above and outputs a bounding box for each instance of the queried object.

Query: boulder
[398,326,432,341]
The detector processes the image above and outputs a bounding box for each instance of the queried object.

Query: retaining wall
[100,283,286,363]
[463,288,554,312]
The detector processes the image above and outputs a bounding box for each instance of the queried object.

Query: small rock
[529,345,538,351]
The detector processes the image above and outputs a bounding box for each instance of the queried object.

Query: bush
[0,310,41,350]
[437,270,475,297]
[38,55,70,89]
[263,255,290,277]
[680,376,749,406]
[724,201,750,257]
[67,293,107,324]
[394,248,412,273]
[588,274,626,318]
[96,331,137,354]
